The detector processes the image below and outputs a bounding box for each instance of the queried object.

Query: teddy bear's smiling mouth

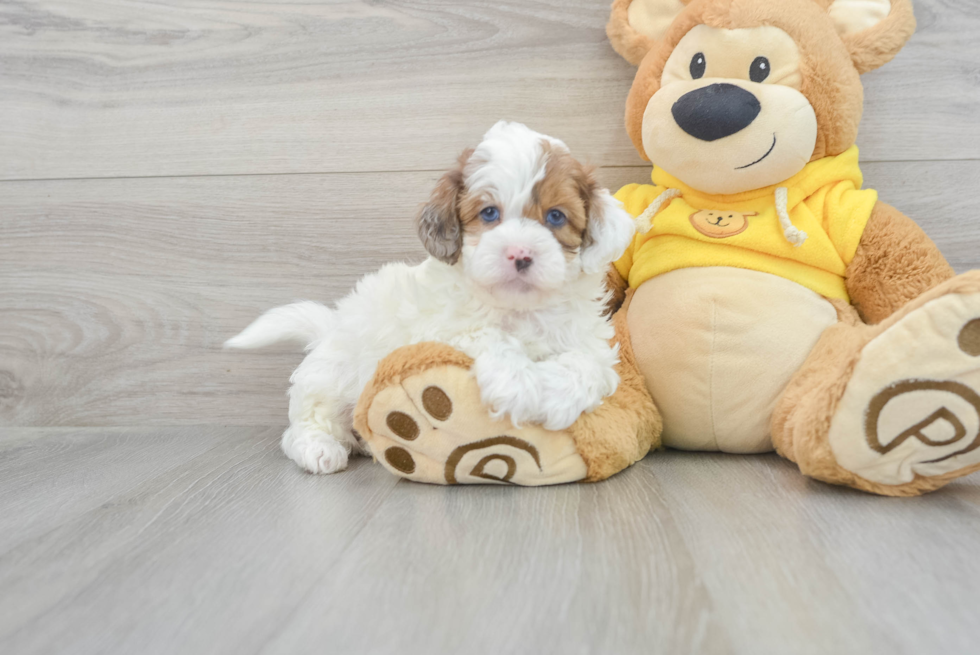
[735,133,777,170]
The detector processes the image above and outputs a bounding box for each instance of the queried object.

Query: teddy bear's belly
[627,267,839,453]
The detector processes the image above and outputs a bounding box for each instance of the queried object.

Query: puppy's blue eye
[546,209,567,227]
[480,206,500,222]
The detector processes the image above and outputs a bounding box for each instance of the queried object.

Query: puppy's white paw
[299,439,349,474]
[537,358,620,431]
[284,433,350,474]
[473,354,543,427]
[480,383,542,428]
[540,405,584,432]
[537,382,602,431]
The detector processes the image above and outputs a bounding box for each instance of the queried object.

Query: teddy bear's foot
[354,343,589,485]
[828,275,980,488]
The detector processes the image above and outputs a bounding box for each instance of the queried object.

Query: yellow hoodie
[614,146,878,301]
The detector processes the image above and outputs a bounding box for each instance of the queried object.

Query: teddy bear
[352,0,980,496]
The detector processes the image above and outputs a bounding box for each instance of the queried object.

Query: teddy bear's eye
[750,56,770,83]
[690,52,706,80]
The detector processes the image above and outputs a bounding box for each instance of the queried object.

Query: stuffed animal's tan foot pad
[829,291,980,485]
[363,364,588,485]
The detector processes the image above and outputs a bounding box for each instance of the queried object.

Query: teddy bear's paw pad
[364,364,587,485]
[829,292,980,485]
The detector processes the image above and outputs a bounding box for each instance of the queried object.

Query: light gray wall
[1,0,978,428]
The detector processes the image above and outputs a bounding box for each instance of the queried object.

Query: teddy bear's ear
[826,0,916,74]
[607,0,690,66]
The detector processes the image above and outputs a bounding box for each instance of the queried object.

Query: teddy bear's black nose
[672,83,761,142]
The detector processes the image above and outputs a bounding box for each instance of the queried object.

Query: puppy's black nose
[515,257,533,272]
[672,83,761,142]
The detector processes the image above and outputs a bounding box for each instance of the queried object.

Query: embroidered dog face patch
[689,210,755,238]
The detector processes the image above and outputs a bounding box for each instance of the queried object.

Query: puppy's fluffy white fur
[227,121,635,474]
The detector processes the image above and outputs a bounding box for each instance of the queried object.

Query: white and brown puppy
[226,121,635,474]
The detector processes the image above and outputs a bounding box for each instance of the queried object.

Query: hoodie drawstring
[634,188,682,234]
[775,187,808,247]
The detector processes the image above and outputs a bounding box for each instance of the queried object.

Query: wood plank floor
[2,0,980,653]
[2,428,980,655]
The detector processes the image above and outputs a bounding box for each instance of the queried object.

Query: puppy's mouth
[735,133,777,170]
[496,277,537,294]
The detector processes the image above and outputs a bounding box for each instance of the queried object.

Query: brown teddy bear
[354,0,980,496]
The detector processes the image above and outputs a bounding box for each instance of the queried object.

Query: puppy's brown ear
[579,171,636,275]
[607,0,690,66]
[417,149,471,265]
[826,0,916,74]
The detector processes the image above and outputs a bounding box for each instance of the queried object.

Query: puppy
[226,121,635,474]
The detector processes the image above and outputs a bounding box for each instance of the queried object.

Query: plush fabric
[640,24,820,194]
[845,201,956,324]
[607,0,694,65]
[828,289,980,486]
[623,0,866,163]
[838,0,916,75]
[772,273,980,496]
[355,345,589,486]
[604,265,629,316]
[605,0,979,495]
[628,267,837,453]
[568,289,663,481]
[613,146,877,300]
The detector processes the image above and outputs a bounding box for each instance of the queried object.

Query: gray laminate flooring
[3,427,980,655]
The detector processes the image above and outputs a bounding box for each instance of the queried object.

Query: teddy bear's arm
[845,201,955,324]
[604,264,629,317]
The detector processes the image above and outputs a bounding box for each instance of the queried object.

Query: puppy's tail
[224,301,333,350]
